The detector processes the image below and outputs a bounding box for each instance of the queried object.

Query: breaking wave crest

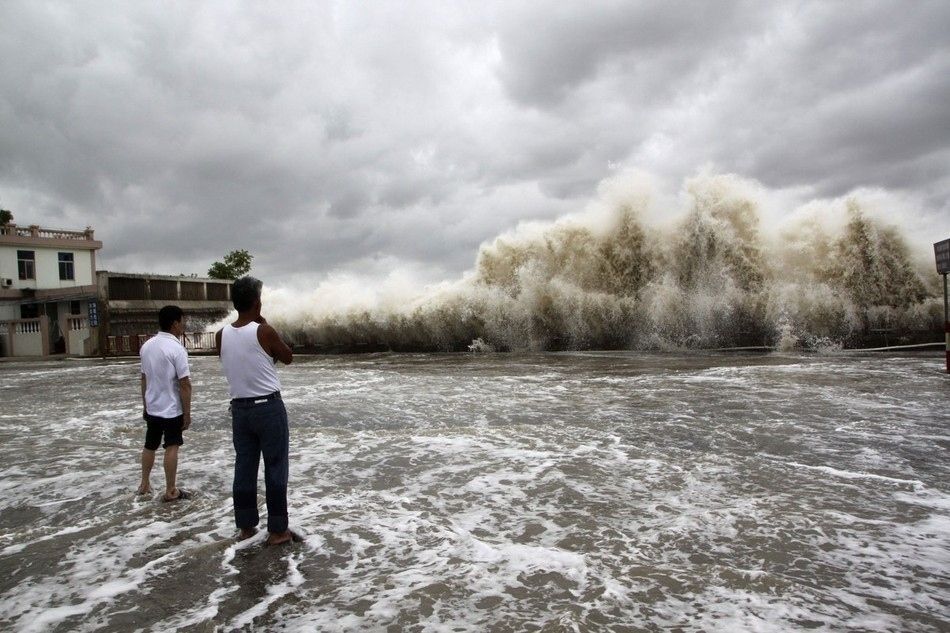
[271,172,942,352]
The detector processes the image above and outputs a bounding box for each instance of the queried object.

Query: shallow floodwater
[0,352,947,632]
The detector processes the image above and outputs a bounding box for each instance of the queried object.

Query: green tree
[0,209,12,225]
[208,249,253,279]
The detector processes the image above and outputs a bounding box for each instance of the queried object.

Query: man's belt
[231,391,281,405]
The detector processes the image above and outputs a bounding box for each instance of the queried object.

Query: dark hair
[158,305,184,331]
[232,276,263,312]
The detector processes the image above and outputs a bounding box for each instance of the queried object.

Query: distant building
[0,223,102,356]
[1,222,234,358]
[97,271,232,355]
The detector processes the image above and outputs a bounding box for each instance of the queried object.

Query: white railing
[0,224,95,241]
[67,318,90,356]
[182,331,217,351]
[106,331,217,355]
[2,318,45,356]
[15,320,41,334]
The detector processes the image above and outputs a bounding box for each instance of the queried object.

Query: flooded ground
[0,352,947,631]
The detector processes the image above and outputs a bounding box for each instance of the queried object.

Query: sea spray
[267,172,941,352]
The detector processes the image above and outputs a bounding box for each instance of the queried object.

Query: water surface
[0,352,947,631]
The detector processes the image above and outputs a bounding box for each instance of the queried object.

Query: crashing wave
[270,172,941,352]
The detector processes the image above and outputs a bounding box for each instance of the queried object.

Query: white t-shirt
[140,331,190,418]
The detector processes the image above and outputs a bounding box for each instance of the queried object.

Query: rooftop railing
[0,223,96,241]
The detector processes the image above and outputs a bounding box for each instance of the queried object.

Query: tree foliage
[0,209,12,225]
[208,249,253,279]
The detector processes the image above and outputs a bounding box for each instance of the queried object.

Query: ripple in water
[0,353,948,631]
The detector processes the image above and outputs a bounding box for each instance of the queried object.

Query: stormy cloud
[0,1,947,284]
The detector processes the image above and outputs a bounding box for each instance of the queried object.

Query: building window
[58,252,75,280]
[17,250,35,280]
[20,304,38,319]
[70,300,82,315]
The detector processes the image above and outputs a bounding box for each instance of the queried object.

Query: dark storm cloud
[495,1,769,107]
[0,1,947,285]
[697,1,950,198]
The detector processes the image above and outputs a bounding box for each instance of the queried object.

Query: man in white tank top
[216,276,297,545]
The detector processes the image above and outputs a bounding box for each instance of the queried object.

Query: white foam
[1,354,947,630]
[227,553,305,630]
[786,462,924,488]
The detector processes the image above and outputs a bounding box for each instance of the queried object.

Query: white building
[0,223,102,357]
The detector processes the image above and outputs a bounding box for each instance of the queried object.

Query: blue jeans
[231,398,289,533]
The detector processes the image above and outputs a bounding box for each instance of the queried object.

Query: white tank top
[220,322,282,398]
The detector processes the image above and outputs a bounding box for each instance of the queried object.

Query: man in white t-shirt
[138,305,192,501]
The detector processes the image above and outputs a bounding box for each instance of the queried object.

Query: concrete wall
[67,316,90,356]
[0,247,15,288]
[6,316,48,357]
[0,246,93,289]
[14,325,43,356]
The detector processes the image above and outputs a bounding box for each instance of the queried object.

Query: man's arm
[172,346,192,430]
[179,377,192,430]
[141,373,148,419]
[256,318,293,365]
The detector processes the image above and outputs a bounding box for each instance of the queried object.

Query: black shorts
[144,413,184,450]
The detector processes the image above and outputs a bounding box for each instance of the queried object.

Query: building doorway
[45,303,65,354]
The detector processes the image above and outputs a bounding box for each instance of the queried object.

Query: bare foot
[136,484,152,495]
[161,488,192,502]
[264,530,301,546]
[238,527,258,541]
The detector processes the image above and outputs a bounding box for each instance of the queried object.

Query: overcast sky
[1,1,948,286]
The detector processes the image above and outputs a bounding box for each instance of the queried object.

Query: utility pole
[935,239,950,373]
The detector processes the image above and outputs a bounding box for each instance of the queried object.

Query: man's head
[232,276,263,314]
[159,305,185,334]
